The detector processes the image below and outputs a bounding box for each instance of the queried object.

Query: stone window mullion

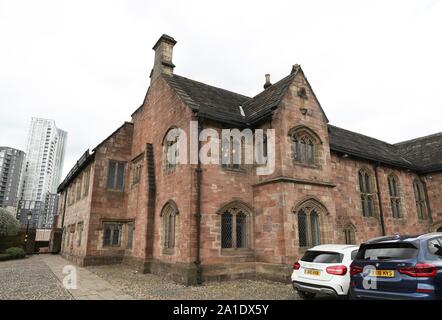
[232,212,237,249]
[305,210,312,247]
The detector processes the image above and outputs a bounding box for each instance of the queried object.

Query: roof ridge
[173,74,251,100]
[395,131,442,146]
[328,124,396,147]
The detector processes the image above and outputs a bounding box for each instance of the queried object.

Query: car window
[427,237,442,257]
[301,251,343,263]
[356,242,418,261]
[350,249,358,260]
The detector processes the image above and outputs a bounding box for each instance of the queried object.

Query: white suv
[291,244,359,299]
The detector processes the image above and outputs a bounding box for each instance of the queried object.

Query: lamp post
[24,211,32,251]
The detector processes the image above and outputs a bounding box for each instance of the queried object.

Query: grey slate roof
[327,125,415,169]
[395,133,442,173]
[164,71,441,173]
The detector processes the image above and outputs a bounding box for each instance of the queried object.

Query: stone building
[52,35,442,284]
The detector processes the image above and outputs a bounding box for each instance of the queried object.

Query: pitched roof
[164,74,250,126]
[163,71,441,172]
[327,125,415,169]
[395,132,442,173]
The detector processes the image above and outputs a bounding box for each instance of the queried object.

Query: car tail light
[326,265,347,276]
[350,264,363,276]
[293,262,301,270]
[398,263,437,278]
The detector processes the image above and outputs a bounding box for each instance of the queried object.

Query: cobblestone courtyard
[0,255,299,300]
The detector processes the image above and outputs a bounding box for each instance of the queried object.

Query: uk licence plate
[304,269,321,276]
[369,270,395,277]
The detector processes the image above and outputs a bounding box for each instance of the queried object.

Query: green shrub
[5,247,25,259]
[0,208,21,236]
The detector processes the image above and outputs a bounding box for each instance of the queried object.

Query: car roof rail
[366,234,422,244]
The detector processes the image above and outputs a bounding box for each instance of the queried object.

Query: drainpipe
[194,117,203,285]
[61,190,68,228]
[374,163,386,236]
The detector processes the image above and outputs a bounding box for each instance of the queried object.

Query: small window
[103,223,122,247]
[388,175,401,219]
[221,136,242,170]
[413,180,427,220]
[291,131,317,165]
[132,159,143,186]
[220,206,251,250]
[295,201,324,248]
[77,223,83,246]
[161,202,178,252]
[82,168,90,198]
[107,160,125,190]
[344,225,356,244]
[358,169,376,217]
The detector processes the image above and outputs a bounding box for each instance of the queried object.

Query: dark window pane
[364,173,371,193]
[112,225,120,245]
[107,161,116,188]
[116,162,125,190]
[291,138,298,160]
[299,140,306,163]
[236,212,247,248]
[103,225,112,246]
[310,211,320,246]
[221,212,232,248]
[367,197,373,217]
[298,211,307,247]
[307,142,314,164]
[167,213,175,248]
[358,172,365,192]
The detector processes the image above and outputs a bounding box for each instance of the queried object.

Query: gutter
[374,162,386,236]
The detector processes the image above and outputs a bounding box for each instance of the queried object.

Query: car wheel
[298,291,316,300]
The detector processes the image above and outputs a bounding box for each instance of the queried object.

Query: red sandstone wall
[331,153,432,244]
[128,77,195,264]
[86,123,134,259]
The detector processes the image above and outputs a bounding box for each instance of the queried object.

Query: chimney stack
[150,34,177,83]
[263,74,272,89]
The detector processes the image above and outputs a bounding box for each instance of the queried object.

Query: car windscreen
[301,251,343,263]
[356,242,418,261]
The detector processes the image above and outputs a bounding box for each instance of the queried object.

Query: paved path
[42,255,135,300]
[0,255,134,300]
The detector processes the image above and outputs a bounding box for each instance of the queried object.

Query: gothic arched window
[219,202,252,250]
[388,174,402,219]
[343,224,356,244]
[413,180,427,220]
[289,126,320,166]
[358,169,376,217]
[163,127,179,172]
[294,199,326,248]
[161,201,179,253]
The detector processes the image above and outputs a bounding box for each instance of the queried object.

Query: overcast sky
[1,0,441,178]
